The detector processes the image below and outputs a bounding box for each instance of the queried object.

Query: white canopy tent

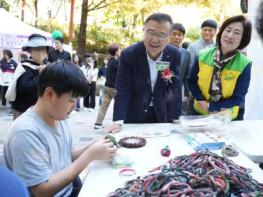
[0,8,52,61]
[0,8,71,62]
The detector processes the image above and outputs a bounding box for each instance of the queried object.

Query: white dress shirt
[147,51,163,106]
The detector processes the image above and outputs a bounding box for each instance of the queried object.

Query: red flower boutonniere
[161,68,175,83]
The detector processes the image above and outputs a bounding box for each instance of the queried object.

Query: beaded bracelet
[119,136,146,148]
[119,168,136,176]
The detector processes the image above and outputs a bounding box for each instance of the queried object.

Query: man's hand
[105,123,122,133]
[197,100,209,112]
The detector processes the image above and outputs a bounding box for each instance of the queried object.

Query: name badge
[155,61,170,71]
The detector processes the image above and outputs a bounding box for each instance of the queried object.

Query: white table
[78,123,263,197]
[223,120,263,163]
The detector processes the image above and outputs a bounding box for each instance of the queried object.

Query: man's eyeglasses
[145,30,170,41]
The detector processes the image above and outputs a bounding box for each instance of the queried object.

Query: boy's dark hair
[107,44,119,56]
[144,13,173,26]
[172,23,186,35]
[4,49,13,58]
[216,15,251,50]
[38,61,89,97]
[55,37,64,43]
[256,1,263,43]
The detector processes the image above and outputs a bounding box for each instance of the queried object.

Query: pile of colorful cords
[108,151,263,197]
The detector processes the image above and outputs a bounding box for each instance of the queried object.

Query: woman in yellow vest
[188,15,252,120]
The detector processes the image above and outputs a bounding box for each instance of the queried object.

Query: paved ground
[0,97,114,157]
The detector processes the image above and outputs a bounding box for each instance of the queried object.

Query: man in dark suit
[170,23,191,115]
[108,13,182,133]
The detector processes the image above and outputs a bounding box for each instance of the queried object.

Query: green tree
[37,18,69,42]
[0,0,10,11]
[185,27,200,42]
[77,0,121,56]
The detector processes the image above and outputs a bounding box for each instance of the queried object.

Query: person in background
[108,13,182,133]
[1,50,17,107]
[72,53,87,111]
[187,19,218,67]
[170,23,191,115]
[98,57,108,106]
[12,34,51,119]
[94,44,120,129]
[187,15,252,120]
[88,58,98,112]
[48,36,71,63]
[83,53,92,109]
[98,58,108,79]
[4,61,117,197]
[83,53,98,111]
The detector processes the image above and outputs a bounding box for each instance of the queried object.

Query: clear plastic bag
[179,112,231,132]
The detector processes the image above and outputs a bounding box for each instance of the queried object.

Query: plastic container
[179,113,230,132]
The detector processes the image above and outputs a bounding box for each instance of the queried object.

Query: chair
[0,166,29,197]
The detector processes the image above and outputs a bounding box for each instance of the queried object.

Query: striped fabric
[209,49,236,102]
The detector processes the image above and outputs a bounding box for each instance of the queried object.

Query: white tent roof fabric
[0,8,71,60]
[0,8,53,62]
[0,8,51,39]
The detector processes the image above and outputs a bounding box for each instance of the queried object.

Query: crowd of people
[1,1,263,196]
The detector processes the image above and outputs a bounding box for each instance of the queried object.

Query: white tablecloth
[78,123,263,197]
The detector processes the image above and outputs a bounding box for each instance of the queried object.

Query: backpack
[5,64,26,101]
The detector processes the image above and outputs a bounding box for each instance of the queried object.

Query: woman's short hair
[216,15,252,50]
[4,50,13,59]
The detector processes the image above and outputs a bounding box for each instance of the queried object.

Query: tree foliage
[37,18,69,42]
[0,0,10,11]
[77,0,125,56]
[7,0,241,54]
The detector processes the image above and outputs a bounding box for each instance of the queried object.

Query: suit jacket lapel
[154,47,171,91]
[139,43,152,91]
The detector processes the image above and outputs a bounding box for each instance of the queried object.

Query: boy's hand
[88,138,117,161]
